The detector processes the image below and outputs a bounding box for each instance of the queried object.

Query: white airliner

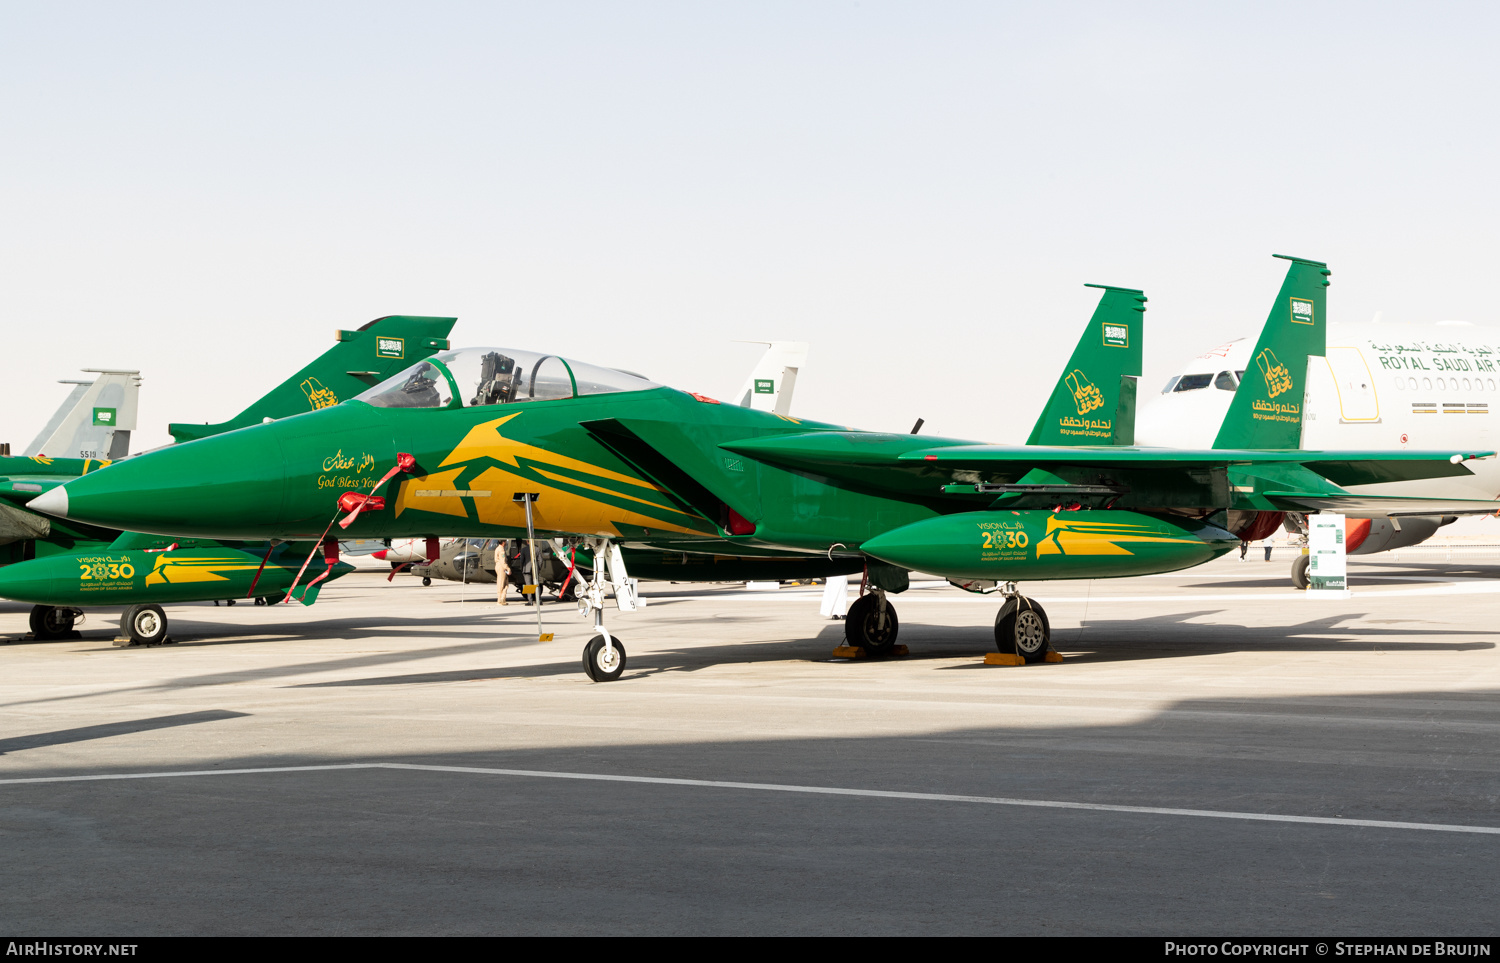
[1139,320,1500,561]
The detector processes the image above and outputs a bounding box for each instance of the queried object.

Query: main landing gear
[844,589,900,655]
[1290,554,1311,590]
[28,604,81,641]
[118,603,171,646]
[993,584,1053,664]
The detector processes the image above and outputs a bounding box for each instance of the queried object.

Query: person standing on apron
[496,539,510,605]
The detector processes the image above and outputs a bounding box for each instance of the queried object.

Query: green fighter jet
[27,258,1494,678]
[0,315,454,643]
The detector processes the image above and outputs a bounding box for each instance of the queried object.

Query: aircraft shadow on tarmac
[963,608,1495,668]
[0,616,562,710]
[284,609,1494,688]
[0,709,247,756]
[4,597,1492,696]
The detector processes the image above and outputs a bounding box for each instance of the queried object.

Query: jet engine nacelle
[1348,516,1449,555]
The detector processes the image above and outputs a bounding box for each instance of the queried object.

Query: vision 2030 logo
[376,336,406,359]
[1101,323,1129,348]
[1289,297,1314,325]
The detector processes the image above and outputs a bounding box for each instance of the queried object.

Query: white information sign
[1306,512,1350,599]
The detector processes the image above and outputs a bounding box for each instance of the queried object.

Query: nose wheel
[583,634,627,682]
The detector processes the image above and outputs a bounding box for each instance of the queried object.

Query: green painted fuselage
[38,365,1489,587]
[29,387,1253,582]
[0,534,351,607]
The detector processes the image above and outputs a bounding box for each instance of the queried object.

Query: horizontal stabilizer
[723,431,1494,508]
[904,445,1491,483]
[0,478,65,505]
[106,531,233,551]
[1262,492,1500,516]
[727,431,1491,480]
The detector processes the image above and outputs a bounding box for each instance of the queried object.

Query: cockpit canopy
[354,348,658,410]
[1161,369,1245,394]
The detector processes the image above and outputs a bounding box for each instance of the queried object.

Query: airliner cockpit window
[435,348,659,408]
[1173,374,1213,392]
[355,361,456,409]
[1161,376,1181,394]
[1214,370,1239,391]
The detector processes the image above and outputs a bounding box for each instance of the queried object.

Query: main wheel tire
[122,603,168,646]
[845,594,900,655]
[995,598,1051,664]
[29,605,76,640]
[1291,554,1310,590]
[582,635,627,682]
[422,577,432,587]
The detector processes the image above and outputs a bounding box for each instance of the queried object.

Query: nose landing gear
[575,537,636,682]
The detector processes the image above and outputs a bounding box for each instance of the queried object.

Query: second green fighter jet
[30,258,1495,678]
[0,315,454,643]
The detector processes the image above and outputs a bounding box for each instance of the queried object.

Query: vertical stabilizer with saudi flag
[1213,255,1329,450]
[1026,284,1145,447]
[168,315,456,444]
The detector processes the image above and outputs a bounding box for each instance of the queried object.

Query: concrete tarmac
[2,555,1498,935]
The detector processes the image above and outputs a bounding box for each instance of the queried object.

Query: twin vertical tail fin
[1026,284,1145,447]
[25,369,141,461]
[168,315,456,444]
[1212,255,1330,450]
[734,341,809,417]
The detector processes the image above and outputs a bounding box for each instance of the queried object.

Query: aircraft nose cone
[27,486,68,518]
[47,428,289,539]
[47,403,395,540]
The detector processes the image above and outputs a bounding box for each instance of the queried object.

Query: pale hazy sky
[4,2,1498,451]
